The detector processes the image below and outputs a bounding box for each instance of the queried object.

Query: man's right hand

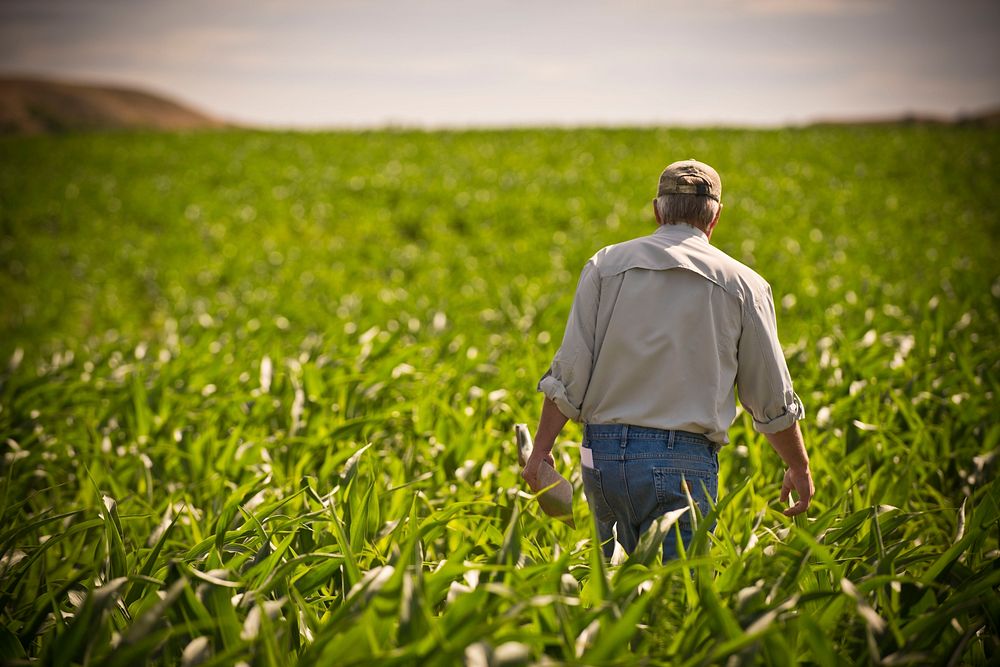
[521,448,555,492]
[780,466,814,516]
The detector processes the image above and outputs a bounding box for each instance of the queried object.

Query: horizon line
[3,69,999,133]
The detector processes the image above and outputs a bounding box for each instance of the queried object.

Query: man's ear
[706,202,722,237]
[652,199,663,226]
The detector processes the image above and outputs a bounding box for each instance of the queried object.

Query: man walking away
[521,159,814,562]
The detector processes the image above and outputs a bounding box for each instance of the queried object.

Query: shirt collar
[653,223,709,243]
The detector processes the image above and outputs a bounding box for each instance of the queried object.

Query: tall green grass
[1,126,997,665]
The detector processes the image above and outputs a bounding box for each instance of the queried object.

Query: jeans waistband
[584,423,714,447]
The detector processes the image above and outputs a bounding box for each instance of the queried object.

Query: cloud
[737,0,895,15]
[0,0,997,127]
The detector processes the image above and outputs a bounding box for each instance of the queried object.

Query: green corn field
[0,126,997,666]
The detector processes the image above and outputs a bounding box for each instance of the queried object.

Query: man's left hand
[780,466,814,516]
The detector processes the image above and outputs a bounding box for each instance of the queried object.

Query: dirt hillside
[0,77,224,134]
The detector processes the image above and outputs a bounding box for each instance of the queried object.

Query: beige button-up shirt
[538,223,804,445]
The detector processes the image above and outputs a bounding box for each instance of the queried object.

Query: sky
[1,0,999,128]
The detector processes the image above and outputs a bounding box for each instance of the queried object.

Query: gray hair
[655,194,720,230]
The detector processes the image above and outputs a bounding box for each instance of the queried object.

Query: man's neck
[656,222,710,242]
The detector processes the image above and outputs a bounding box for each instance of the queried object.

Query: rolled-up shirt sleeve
[537,261,600,421]
[736,283,805,433]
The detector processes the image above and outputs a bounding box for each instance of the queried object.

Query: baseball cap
[657,159,722,202]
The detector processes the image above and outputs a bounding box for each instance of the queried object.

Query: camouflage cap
[657,159,722,202]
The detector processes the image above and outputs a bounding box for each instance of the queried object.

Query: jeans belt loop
[620,424,628,449]
[667,430,675,450]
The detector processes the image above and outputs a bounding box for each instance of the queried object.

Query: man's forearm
[765,421,814,516]
[764,422,809,470]
[533,397,569,455]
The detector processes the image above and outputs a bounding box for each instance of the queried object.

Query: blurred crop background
[2,1,1000,665]
[1,126,998,665]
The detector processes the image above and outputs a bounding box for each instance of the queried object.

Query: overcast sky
[1,0,998,127]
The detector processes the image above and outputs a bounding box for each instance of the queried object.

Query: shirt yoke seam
[598,263,748,306]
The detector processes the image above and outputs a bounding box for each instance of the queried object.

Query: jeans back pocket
[651,467,717,528]
[582,466,615,524]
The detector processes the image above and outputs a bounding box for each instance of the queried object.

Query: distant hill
[807,109,1000,128]
[0,77,224,135]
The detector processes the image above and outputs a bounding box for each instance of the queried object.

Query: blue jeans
[581,423,720,563]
